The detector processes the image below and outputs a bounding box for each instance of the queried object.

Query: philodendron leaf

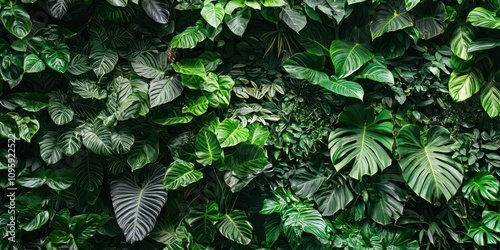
[0,5,32,39]
[355,62,395,84]
[480,81,500,118]
[450,25,474,61]
[70,78,107,100]
[282,52,328,84]
[8,113,39,143]
[195,127,222,166]
[9,92,49,112]
[80,120,114,156]
[131,52,168,80]
[396,125,463,202]
[182,95,209,116]
[216,118,249,148]
[58,128,82,156]
[142,0,170,24]
[149,76,183,108]
[73,151,103,191]
[467,7,500,29]
[110,163,168,243]
[170,26,206,49]
[448,68,484,102]
[39,131,63,164]
[48,101,74,125]
[47,0,69,19]
[90,45,118,77]
[201,2,224,28]
[217,210,253,245]
[462,172,500,206]
[370,0,413,40]
[282,204,328,240]
[328,105,393,179]
[318,77,364,100]
[246,122,269,147]
[187,201,220,244]
[330,40,374,78]
[163,159,203,190]
[127,133,159,171]
[68,53,92,75]
[225,7,251,36]
[279,5,307,33]
[23,54,45,73]
[19,211,50,231]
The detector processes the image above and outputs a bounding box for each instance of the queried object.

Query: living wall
[1,0,500,249]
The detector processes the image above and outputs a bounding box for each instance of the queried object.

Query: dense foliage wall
[1,0,500,249]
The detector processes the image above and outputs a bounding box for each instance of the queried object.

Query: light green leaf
[110,163,168,243]
[282,52,328,84]
[279,5,307,33]
[80,120,114,156]
[149,76,183,108]
[127,133,159,171]
[370,1,413,40]
[0,5,32,39]
[7,113,39,143]
[39,131,63,164]
[396,125,463,202]
[330,40,374,78]
[58,128,81,156]
[318,77,364,100]
[195,127,222,166]
[405,0,420,10]
[463,172,500,206]
[70,78,107,100]
[246,123,269,147]
[170,26,206,49]
[163,159,203,190]
[216,118,249,148]
[468,39,500,53]
[23,54,45,73]
[355,63,394,84]
[480,81,500,118]
[282,205,327,240]
[261,0,286,7]
[182,95,209,116]
[225,7,251,36]
[467,7,500,29]
[217,210,253,245]
[201,3,224,28]
[450,25,474,61]
[41,44,70,73]
[329,105,393,179]
[467,221,500,246]
[448,68,484,102]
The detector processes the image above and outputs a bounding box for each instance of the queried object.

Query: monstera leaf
[330,40,374,78]
[467,220,500,246]
[328,105,393,180]
[396,125,463,202]
[462,172,500,206]
[217,210,253,245]
[110,163,168,244]
[370,0,413,40]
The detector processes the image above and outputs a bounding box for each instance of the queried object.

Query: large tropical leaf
[58,128,82,156]
[127,133,159,171]
[448,68,484,102]
[23,54,46,73]
[141,0,170,24]
[450,25,474,61]
[0,5,32,39]
[48,101,74,125]
[8,113,39,143]
[39,131,64,164]
[246,122,269,147]
[411,0,445,40]
[47,0,70,19]
[314,175,354,216]
[131,53,168,80]
[282,204,328,240]
[80,120,114,156]
[110,163,168,243]
[186,201,220,244]
[396,125,463,202]
[483,210,500,233]
[282,52,328,84]
[217,210,253,245]
[163,160,203,190]
[295,22,332,56]
[328,105,393,180]
[90,45,118,77]
[70,79,107,100]
[366,176,406,225]
[170,26,206,49]
[370,0,413,40]
[480,81,500,118]
[9,92,49,112]
[221,144,266,177]
[182,95,209,116]
[201,2,224,28]
[215,118,249,148]
[41,44,70,73]
[354,62,395,84]
[67,53,92,75]
[149,76,183,108]
[73,151,103,191]
[291,168,327,199]
[330,40,374,78]
[467,221,500,246]
[195,127,222,166]
[225,7,251,36]
[279,5,307,33]
[318,77,364,100]
[467,7,500,29]
[462,172,500,206]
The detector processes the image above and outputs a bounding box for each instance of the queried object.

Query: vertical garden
[1,0,500,249]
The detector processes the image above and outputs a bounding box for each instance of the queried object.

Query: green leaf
[58,128,82,156]
[201,3,224,28]
[216,118,249,148]
[467,7,500,29]
[468,39,500,53]
[23,54,45,73]
[9,92,49,112]
[107,0,127,7]
[41,44,70,73]
[282,52,328,84]
[0,114,17,139]
[355,63,395,84]
[17,168,45,189]
[195,127,222,166]
[330,40,374,78]
[411,1,445,40]
[48,101,74,125]
[68,53,92,75]
[153,115,193,126]
[222,144,266,177]
[279,5,307,33]
[291,168,327,199]
[39,131,64,164]
[483,210,500,233]
[110,163,168,243]
[261,0,286,7]
[80,120,114,156]
[463,172,500,206]
[19,210,49,231]
[127,133,159,171]
[366,176,406,225]
[329,105,393,179]
[170,26,206,49]
[45,169,73,190]
[405,0,420,10]
[163,159,203,190]
[217,210,253,245]
[467,221,500,246]
[246,123,269,147]
[70,78,107,100]
[73,152,103,191]
[47,0,69,19]
[225,7,251,36]
[8,113,39,142]
[0,5,32,39]
[314,175,354,216]
[450,25,474,61]
[206,75,234,108]
[295,22,332,56]
[282,204,328,240]
[480,81,500,118]
[448,68,484,102]
[370,1,413,40]
[187,201,220,243]
[131,52,168,79]
[111,125,135,154]
[396,125,463,202]
[318,77,364,100]
[90,45,118,77]
[142,0,170,24]
[182,95,209,116]
[149,76,183,108]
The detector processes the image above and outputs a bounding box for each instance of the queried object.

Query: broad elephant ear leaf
[110,163,168,244]
[396,125,463,202]
[217,210,253,245]
[328,104,393,180]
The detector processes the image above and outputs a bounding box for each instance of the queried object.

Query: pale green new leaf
[467,7,500,29]
[329,105,393,180]
[448,68,484,102]
[182,95,209,116]
[330,40,374,78]
[216,118,249,148]
[217,210,253,245]
[450,25,474,61]
[163,160,203,190]
[396,125,463,202]
[195,127,222,166]
[246,123,269,147]
[110,163,168,243]
[201,3,224,28]
[480,81,500,118]
[261,0,286,7]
